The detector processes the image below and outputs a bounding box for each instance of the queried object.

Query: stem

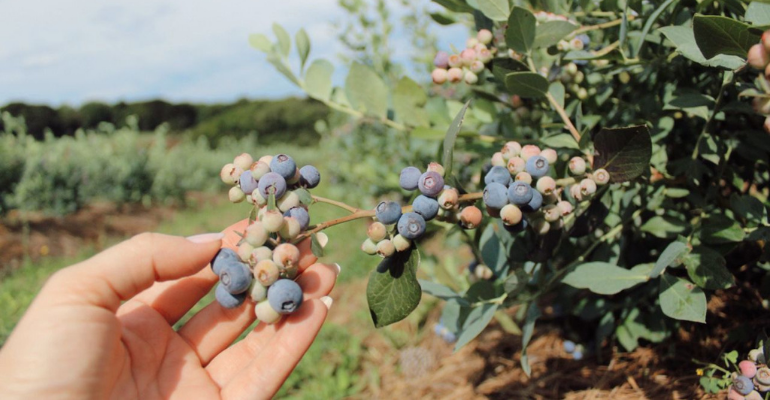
[312,195,360,213]
[573,17,633,35]
[323,100,408,132]
[525,57,582,143]
[471,293,508,307]
[692,71,733,161]
[458,192,483,203]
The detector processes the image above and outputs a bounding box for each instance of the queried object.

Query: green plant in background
[246,0,770,388]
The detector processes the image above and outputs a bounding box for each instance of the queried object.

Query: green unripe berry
[229,186,246,203]
[361,238,377,255]
[279,217,301,240]
[255,300,282,324]
[262,209,285,232]
[245,221,268,247]
[392,234,411,252]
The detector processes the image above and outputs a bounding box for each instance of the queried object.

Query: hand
[0,219,338,400]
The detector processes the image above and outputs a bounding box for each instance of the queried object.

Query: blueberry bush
[239,0,770,390]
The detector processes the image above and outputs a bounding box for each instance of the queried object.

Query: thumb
[43,232,224,311]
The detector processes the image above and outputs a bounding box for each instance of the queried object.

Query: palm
[0,223,337,400]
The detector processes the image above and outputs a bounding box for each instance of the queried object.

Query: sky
[0,0,466,106]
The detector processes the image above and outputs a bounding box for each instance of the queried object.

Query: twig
[312,195,360,213]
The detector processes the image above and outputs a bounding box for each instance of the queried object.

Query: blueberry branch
[311,195,361,213]
[525,57,582,143]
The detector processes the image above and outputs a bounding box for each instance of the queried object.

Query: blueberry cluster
[728,347,770,399]
[216,153,325,324]
[746,30,770,133]
[562,340,584,360]
[483,141,609,235]
[431,29,496,85]
[557,62,589,101]
[361,162,480,257]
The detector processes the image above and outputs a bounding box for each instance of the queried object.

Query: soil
[0,199,741,399]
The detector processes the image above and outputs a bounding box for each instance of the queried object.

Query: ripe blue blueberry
[397,212,427,239]
[211,248,239,275]
[399,166,422,191]
[572,350,583,360]
[219,261,252,294]
[269,154,297,180]
[563,340,576,353]
[267,279,304,314]
[239,170,259,195]
[442,331,457,343]
[734,376,754,395]
[484,165,512,186]
[284,207,310,230]
[298,165,321,188]
[418,171,444,198]
[376,201,402,225]
[258,172,287,199]
[412,195,439,220]
[483,182,509,209]
[508,181,534,205]
[525,155,549,179]
[521,189,543,212]
[215,283,247,309]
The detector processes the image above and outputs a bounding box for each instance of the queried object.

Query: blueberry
[219,261,252,294]
[399,166,422,191]
[268,279,304,314]
[412,195,440,220]
[521,190,543,212]
[484,165,512,186]
[299,165,321,188]
[215,283,247,309]
[239,170,259,195]
[508,181,534,206]
[269,154,297,180]
[525,155,549,179]
[434,51,449,68]
[563,340,576,353]
[418,171,444,198]
[376,201,402,225]
[483,182,509,209]
[284,207,310,230]
[442,331,457,343]
[258,172,287,199]
[734,375,754,395]
[572,350,583,360]
[210,248,239,275]
[397,212,427,239]
[459,206,482,229]
[433,323,446,336]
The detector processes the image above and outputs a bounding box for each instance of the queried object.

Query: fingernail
[186,232,225,243]
[334,263,342,275]
[320,296,333,309]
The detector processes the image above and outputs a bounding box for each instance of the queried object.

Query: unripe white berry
[520,145,541,161]
[233,153,254,171]
[515,172,532,185]
[432,68,448,84]
[466,37,479,48]
[250,161,270,180]
[448,54,462,68]
[277,191,300,212]
[543,205,561,222]
[245,221,268,247]
[238,242,255,263]
[491,152,506,167]
[393,234,411,252]
[438,187,459,209]
[580,178,597,196]
[592,168,610,185]
[569,157,587,175]
[367,222,388,242]
[557,200,573,216]
[501,141,522,159]
[279,217,301,239]
[541,148,558,164]
[229,186,246,203]
[500,204,522,226]
[376,239,395,257]
[447,67,463,83]
[532,218,550,235]
[262,209,285,232]
[507,157,525,175]
[251,246,273,263]
[255,300,282,324]
[427,162,445,176]
[464,71,479,85]
[477,29,493,44]
[361,238,377,255]
[220,163,242,185]
[536,176,556,195]
[570,184,583,201]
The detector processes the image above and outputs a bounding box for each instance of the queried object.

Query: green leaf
[540,133,579,149]
[562,262,649,295]
[295,28,311,70]
[267,56,300,87]
[632,0,676,57]
[492,58,529,84]
[665,188,690,198]
[303,59,334,102]
[651,241,689,278]
[248,205,258,223]
[272,23,291,57]
[684,247,734,290]
[731,194,766,224]
[534,21,578,48]
[311,233,324,258]
[504,72,549,98]
[454,303,499,351]
[640,216,688,239]
[747,2,770,25]
[477,0,509,21]
[248,34,272,52]
[410,127,446,139]
[549,82,565,109]
[659,274,706,323]
[520,303,540,377]
[480,223,506,276]
[659,26,745,70]
[505,6,536,54]
[442,100,471,178]
[592,125,652,183]
[345,62,388,119]
[503,268,528,297]
[294,188,313,206]
[367,248,422,328]
[393,77,429,127]
[418,279,470,306]
[432,0,475,13]
[701,215,745,244]
[693,15,759,59]
[430,12,457,25]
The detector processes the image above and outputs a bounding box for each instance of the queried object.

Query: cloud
[0,0,467,106]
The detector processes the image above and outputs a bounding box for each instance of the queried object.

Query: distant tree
[57,105,83,135]
[0,102,61,139]
[79,101,114,129]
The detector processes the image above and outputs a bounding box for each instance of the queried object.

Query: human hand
[0,219,338,400]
